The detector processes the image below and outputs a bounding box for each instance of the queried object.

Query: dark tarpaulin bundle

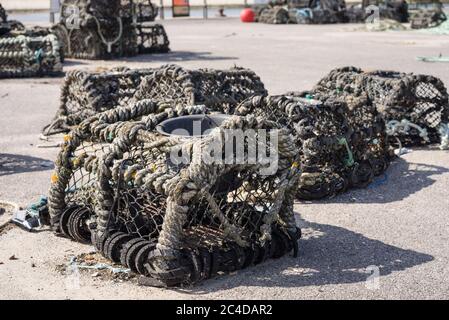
[236,95,392,200]
[43,64,267,136]
[53,0,169,59]
[48,109,302,287]
[0,4,63,78]
[312,66,449,149]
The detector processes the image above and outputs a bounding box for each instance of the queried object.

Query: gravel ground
[0,18,448,300]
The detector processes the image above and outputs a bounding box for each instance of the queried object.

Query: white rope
[439,123,449,150]
[92,16,123,53]
[386,119,430,142]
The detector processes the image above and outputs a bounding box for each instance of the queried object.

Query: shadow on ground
[187,218,433,294]
[124,51,239,63]
[303,157,449,204]
[63,59,88,67]
[0,154,54,177]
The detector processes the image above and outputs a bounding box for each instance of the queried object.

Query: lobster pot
[258,6,291,24]
[410,8,447,29]
[56,0,169,59]
[133,65,268,114]
[136,24,170,54]
[236,95,391,200]
[0,34,63,78]
[303,91,393,177]
[120,0,159,22]
[292,8,343,24]
[48,101,205,240]
[313,67,449,147]
[89,115,301,287]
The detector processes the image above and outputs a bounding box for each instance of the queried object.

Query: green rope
[338,137,355,167]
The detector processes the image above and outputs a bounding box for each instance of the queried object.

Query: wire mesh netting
[235,94,392,200]
[311,66,449,148]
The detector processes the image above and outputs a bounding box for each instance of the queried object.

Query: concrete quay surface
[0,18,449,300]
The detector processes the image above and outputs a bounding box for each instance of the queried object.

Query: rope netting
[133,64,268,113]
[311,66,449,148]
[48,99,204,233]
[44,65,267,136]
[43,67,160,135]
[235,94,392,200]
[54,0,169,59]
[136,24,170,54]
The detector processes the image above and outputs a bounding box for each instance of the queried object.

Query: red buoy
[240,8,255,23]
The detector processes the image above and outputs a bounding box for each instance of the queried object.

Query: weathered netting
[312,66,449,148]
[48,98,206,238]
[0,3,63,78]
[43,67,160,135]
[88,115,301,287]
[236,95,392,200]
[133,64,268,114]
[121,0,159,22]
[292,8,343,24]
[135,24,170,54]
[53,0,169,59]
[43,65,267,136]
[258,6,291,24]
